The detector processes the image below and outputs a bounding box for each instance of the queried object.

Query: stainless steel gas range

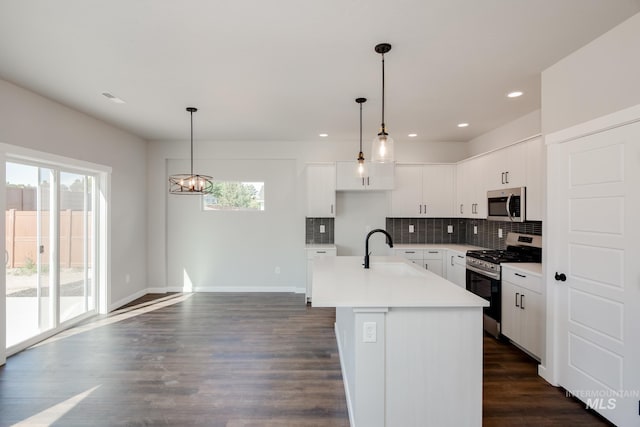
[465,232,542,338]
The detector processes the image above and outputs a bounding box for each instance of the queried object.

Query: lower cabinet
[306,247,337,303]
[445,250,466,288]
[394,248,444,277]
[423,250,444,276]
[500,266,542,359]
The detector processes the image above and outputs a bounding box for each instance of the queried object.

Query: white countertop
[501,262,542,276]
[392,243,485,253]
[312,255,489,308]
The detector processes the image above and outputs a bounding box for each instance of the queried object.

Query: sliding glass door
[5,161,97,350]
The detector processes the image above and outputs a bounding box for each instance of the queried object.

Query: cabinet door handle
[515,292,520,307]
[405,251,415,254]
[330,204,334,214]
[428,251,439,254]
[317,251,326,254]
[460,204,463,214]
[423,204,427,215]
[419,204,422,214]
[501,172,505,184]
[362,177,365,186]
[457,255,464,259]
[520,294,525,310]
[505,171,509,184]
[451,256,454,266]
[514,272,526,278]
[367,177,370,186]
[425,263,428,270]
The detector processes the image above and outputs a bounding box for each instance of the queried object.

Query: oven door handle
[466,264,500,281]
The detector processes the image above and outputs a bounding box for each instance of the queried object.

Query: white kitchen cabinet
[306,247,337,303]
[525,137,544,221]
[394,248,443,277]
[336,161,394,191]
[445,250,466,288]
[391,164,454,217]
[500,266,542,359]
[394,248,423,266]
[423,249,444,276]
[456,156,487,218]
[306,163,336,217]
[485,143,526,189]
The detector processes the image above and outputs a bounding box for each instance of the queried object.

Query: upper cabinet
[336,161,394,191]
[456,156,487,218]
[455,138,543,220]
[484,143,527,189]
[392,164,454,217]
[306,163,336,217]
[524,137,544,221]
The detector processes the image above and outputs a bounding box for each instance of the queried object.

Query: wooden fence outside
[5,209,92,268]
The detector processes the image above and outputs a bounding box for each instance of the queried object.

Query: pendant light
[371,43,394,163]
[168,107,213,195]
[355,97,368,178]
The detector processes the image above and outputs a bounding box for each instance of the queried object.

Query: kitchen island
[312,256,488,427]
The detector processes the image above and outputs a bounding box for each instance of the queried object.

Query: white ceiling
[1,0,639,144]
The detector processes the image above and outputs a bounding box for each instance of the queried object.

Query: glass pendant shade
[356,154,368,178]
[371,43,394,163]
[371,131,394,163]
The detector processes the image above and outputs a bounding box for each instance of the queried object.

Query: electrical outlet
[319,224,325,233]
[409,224,414,233]
[447,225,453,234]
[473,225,478,235]
[363,322,377,343]
[498,228,503,238]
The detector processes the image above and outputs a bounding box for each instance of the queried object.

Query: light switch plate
[319,224,325,233]
[447,225,453,234]
[498,228,503,238]
[473,225,478,235]
[409,225,414,233]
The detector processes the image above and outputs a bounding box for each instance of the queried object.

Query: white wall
[0,78,148,309]
[467,110,541,156]
[542,12,640,134]
[147,139,468,291]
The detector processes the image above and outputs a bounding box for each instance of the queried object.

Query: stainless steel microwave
[487,187,526,222]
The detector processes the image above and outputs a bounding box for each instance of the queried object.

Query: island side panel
[385,307,483,427]
[336,307,356,423]
[336,307,388,427]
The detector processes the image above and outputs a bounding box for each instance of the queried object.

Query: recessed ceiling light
[102,92,126,104]
[408,133,417,138]
[318,133,328,137]
[507,91,523,98]
[457,123,469,128]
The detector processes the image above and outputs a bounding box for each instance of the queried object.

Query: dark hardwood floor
[0,293,611,426]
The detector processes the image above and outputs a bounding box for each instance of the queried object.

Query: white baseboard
[108,288,147,312]
[192,286,305,293]
[110,286,306,311]
[334,322,355,427]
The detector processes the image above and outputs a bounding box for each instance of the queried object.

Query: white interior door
[550,120,640,426]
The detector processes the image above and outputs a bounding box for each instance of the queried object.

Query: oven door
[466,267,501,336]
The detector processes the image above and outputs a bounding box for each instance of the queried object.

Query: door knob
[554,272,567,282]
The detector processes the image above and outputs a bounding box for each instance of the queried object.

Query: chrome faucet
[364,228,394,269]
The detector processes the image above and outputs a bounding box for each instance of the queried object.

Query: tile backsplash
[386,217,542,250]
[305,217,335,244]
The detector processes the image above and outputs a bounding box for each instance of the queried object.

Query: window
[202,181,264,211]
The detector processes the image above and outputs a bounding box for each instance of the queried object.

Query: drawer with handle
[502,267,541,293]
